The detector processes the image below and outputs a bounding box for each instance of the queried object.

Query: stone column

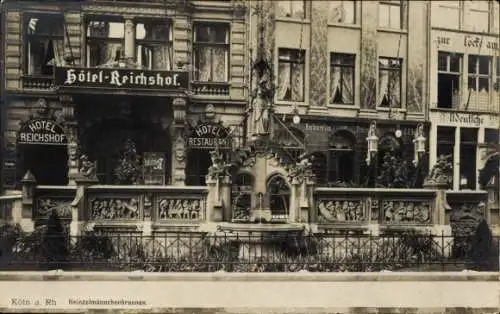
[424,180,450,225]
[205,176,218,221]
[221,175,232,222]
[60,95,79,185]
[124,17,135,62]
[288,178,300,224]
[453,127,461,190]
[171,98,187,185]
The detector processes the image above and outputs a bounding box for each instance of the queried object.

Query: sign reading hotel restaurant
[187,122,231,149]
[18,119,67,145]
[54,67,189,90]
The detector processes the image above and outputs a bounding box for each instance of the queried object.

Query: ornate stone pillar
[171,97,187,185]
[221,175,232,222]
[60,95,79,185]
[288,177,301,224]
[124,17,135,62]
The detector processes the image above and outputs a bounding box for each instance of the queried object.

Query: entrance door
[20,144,68,185]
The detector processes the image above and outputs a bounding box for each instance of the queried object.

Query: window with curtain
[378,57,402,108]
[136,21,172,70]
[330,53,355,105]
[193,23,229,82]
[431,1,461,29]
[467,55,491,111]
[277,48,305,102]
[438,52,462,109]
[24,14,65,76]
[329,0,356,24]
[277,0,305,19]
[86,19,124,67]
[378,0,402,29]
[464,1,489,33]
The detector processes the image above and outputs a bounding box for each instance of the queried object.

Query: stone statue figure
[79,154,97,179]
[207,150,228,181]
[252,77,272,136]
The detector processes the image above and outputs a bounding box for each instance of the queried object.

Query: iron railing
[0,229,497,272]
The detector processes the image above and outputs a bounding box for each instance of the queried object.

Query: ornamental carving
[89,197,140,220]
[207,150,230,181]
[36,198,73,219]
[317,200,366,223]
[286,156,314,184]
[79,154,98,179]
[158,198,205,220]
[382,200,431,224]
[424,154,453,186]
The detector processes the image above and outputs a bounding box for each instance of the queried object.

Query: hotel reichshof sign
[18,118,68,146]
[54,67,189,90]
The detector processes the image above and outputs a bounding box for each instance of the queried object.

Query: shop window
[231,173,253,221]
[186,149,212,186]
[330,53,355,105]
[464,1,489,33]
[267,175,290,220]
[495,57,500,103]
[378,1,403,29]
[136,20,172,70]
[24,14,65,76]
[86,18,125,67]
[329,0,356,24]
[277,0,305,19]
[326,131,355,186]
[460,128,478,190]
[480,128,500,192]
[438,52,462,109]
[193,23,229,82]
[378,57,402,108]
[437,126,455,188]
[431,1,461,29]
[467,55,491,111]
[277,48,306,102]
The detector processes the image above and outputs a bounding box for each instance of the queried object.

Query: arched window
[325,130,355,186]
[267,175,290,221]
[231,173,253,221]
[186,149,211,186]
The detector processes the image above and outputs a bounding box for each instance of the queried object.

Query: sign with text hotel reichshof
[18,119,67,146]
[54,67,189,90]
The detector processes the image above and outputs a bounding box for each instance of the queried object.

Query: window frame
[330,52,356,105]
[467,55,492,94]
[277,0,306,19]
[192,22,230,83]
[328,0,356,24]
[85,17,125,67]
[378,0,403,29]
[135,19,173,70]
[378,56,403,108]
[23,13,65,76]
[277,48,306,102]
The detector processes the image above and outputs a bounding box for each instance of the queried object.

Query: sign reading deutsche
[18,119,67,145]
[54,67,189,90]
[187,122,231,149]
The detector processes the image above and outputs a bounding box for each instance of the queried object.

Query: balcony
[22,75,55,91]
[191,81,230,96]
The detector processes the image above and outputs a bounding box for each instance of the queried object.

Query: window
[86,19,124,67]
[330,53,355,105]
[186,150,211,186]
[495,57,500,93]
[379,1,402,29]
[329,0,356,24]
[277,0,305,19]
[437,126,455,189]
[24,14,64,76]
[431,1,461,29]
[193,23,229,82]
[437,52,462,109]
[467,55,491,111]
[378,57,402,108]
[464,1,489,33]
[327,131,355,186]
[136,21,172,70]
[231,173,253,221]
[267,175,290,220]
[277,49,305,102]
[460,128,478,190]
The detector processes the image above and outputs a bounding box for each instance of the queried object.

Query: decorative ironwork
[381,200,431,224]
[88,197,141,220]
[317,200,367,223]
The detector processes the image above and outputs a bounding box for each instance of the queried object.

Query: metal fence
[0,229,498,272]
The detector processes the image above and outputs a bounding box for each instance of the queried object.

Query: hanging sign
[143,152,166,185]
[187,122,231,149]
[17,119,67,146]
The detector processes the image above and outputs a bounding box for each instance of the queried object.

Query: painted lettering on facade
[441,112,484,126]
[187,122,231,149]
[304,123,332,133]
[18,119,67,145]
[436,36,450,45]
[54,67,189,90]
[464,35,499,50]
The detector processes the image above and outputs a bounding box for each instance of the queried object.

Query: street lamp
[366,121,378,165]
[412,123,426,167]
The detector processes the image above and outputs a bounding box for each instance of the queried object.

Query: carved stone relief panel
[157,197,205,221]
[317,198,367,223]
[35,197,73,219]
[380,200,432,224]
[88,196,141,220]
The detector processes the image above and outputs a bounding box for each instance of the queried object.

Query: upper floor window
[432,1,461,29]
[330,53,355,105]
[437,52,462,109]
[24,14,64,76]
[277,0,305,19]
[193,23,229,82]
[329,0,356,24]
[378,0,403,29]
[467,55,491,110]
[136,21,172,70]
[378,57,402,108]
[86,19,124,67]
[277,48,305,102]
[464,1,490,33]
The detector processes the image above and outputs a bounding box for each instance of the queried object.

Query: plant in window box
[114,138,142,185]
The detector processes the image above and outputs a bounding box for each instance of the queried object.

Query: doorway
[19,144,68,185]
